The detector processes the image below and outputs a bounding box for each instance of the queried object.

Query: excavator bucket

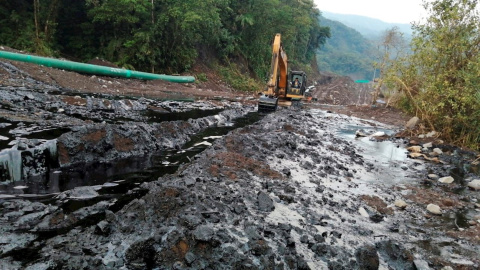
[258,95,278,113]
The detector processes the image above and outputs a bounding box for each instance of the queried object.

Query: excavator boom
[258,34,306,112]
[258,34,288,112]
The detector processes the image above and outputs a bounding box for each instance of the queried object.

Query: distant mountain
[321,11,413,40]
[316,15,377,80]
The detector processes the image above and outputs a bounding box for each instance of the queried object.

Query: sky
[314,0,429,24]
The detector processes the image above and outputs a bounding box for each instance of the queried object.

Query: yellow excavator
[258,33,307,112]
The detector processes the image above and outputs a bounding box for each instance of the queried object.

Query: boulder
[467,179,480,190]
[427,204,442,215]
[257,192,274,212]
[405,117,420,129]
[438,176,454,184]
[394,200,408,209]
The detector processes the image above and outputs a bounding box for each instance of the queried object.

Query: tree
[33,0,61,55]
[387,0,480,149]
[372,27,407,105]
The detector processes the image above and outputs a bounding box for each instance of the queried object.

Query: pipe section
[0,50,195,83]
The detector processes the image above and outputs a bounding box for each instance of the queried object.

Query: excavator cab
[287,71,306,99]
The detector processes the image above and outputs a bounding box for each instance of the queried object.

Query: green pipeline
[0,50,195,83]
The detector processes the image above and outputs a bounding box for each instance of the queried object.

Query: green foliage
[0,1,36,51]
[386,0,480,149]
[0,0,328,91]
[196,73,208,82]
[317,16,375,80]
[219,62,262,93]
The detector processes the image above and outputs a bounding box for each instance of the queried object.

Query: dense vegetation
[316,16,376,80]
[384,0,480,149]
[0,0,329,89]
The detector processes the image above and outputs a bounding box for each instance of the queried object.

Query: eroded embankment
[0,77,255,188]
[1,108,478,269]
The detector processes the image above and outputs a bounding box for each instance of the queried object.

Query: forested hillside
[0,0,329,87]
[322,11,413,40]
[316,16,376,80]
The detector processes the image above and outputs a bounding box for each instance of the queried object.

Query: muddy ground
[0,52,479,270]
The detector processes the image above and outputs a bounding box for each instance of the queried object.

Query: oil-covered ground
[1,56,480,269]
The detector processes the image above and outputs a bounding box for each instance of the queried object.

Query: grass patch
[195,73,208,82]
[218,62,262,92]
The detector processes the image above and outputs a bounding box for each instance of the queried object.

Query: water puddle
[0,112,261,198]
[143,108,224,123]
[339,124,406,161]
[336,123,416,185]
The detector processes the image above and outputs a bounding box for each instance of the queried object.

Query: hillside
[322,11,413,40]
[317,15,376,80]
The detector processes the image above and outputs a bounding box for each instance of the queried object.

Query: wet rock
[56,186,99,200]
[284,185,296,194]
[370,213,384,223]
[278,194,295,204]
[282,168,291,177]
[311,243,329,256]
[467,179,480,190]
[249,239,271,256]
[184,178,196,186]
[359,207,369,218]
[355,244,379,270]
[125,239,156,270]
[245,226,262,240]
[407,146,422,153]
[105,210,117,222]
[300,235,309,243]
[313,234,325,243]
[395,200,408,209]
[180,214,203,229]
[376,240,415,269]
[185,252,196,265]
[413,259,431,270]
[315,185,325,193]
[355,129,368,137]
[427,204,442,215]
[388,222,400,232]
[422,142,433,148]
[17,141,28,150]
[229,203,244,215]
[94,220,111,236]
[257,191,274,212]
[193,225,214,242]
[438,176,454,184]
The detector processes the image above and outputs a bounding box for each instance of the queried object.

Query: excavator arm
[258,34,288,112]
[266,34,288,96]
